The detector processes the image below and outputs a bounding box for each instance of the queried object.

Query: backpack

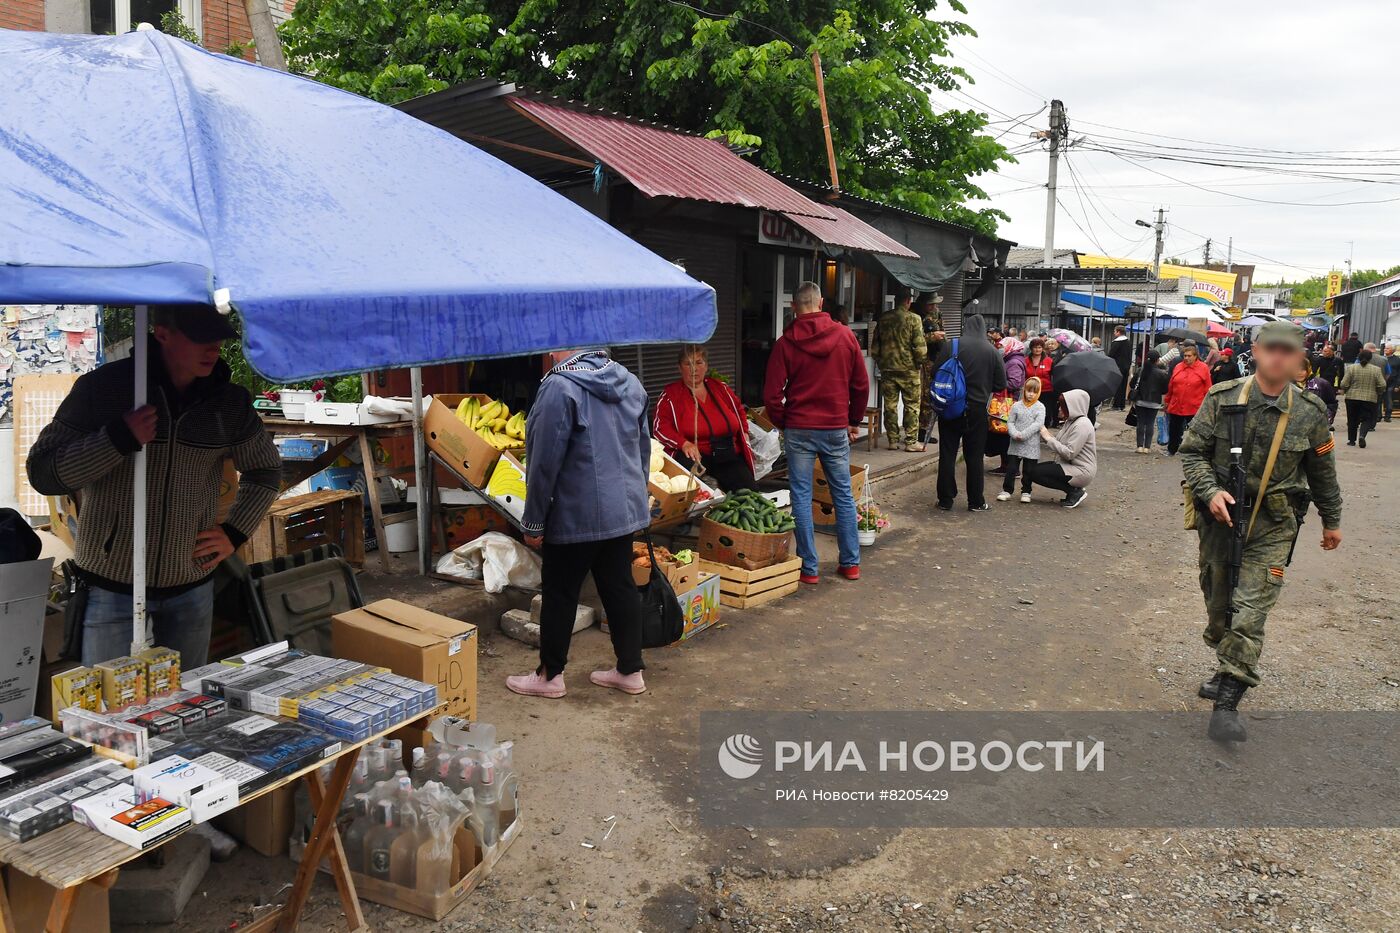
[930,338,968,419]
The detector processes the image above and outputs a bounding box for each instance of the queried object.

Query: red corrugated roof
[512,98,836,219]
[783,206,920,259]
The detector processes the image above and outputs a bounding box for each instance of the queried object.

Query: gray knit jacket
[26,346,280,595]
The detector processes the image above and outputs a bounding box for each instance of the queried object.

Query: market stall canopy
[848,209,1008,293]
[0,30,717,381]
[1060,290,1135,316]
[779,206,918,260]
[510,98,836,219]
[1237,315,1271,326]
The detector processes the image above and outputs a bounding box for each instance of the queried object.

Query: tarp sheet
[1060,290,1134,316]
[850,212,977,292]
[0,30,716,381]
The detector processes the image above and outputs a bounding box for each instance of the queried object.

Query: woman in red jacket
[1163,341,1213,455]
[653,345,757,491]
[1025,337,1057,426]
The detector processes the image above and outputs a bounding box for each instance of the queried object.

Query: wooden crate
[698,557,802,609]
[242,489,365,568]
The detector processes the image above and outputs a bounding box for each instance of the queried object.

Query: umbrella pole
[411,367,430,575]
[130,305,149,655]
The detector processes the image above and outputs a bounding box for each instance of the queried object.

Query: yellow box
[94,656,147,710]
[50,666,103,721]
[137,646,181,697]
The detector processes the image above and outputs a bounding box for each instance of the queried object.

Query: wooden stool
[865,406,880,451]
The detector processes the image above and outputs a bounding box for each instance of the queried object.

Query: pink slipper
[505,671,566,698]
[590,668,646,695]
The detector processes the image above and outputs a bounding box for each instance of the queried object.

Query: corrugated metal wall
[1351,290,1390,344]
[940,274,966,337]
[614,227,740,401]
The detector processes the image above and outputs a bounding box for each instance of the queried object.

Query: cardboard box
[648,456,698,527]
[484,452,526,522]
[438,504,511,550]
[813,462,867,506]
[0,558,52,724]
[214,784,294,857]
[333,600,475,724]
[72,784,190,849]
[7,864,110,933]
[274,436,331,460]
[677,572,721,640]
[133,755,238,823]
[50,666,103,721]
[424,394,499,488]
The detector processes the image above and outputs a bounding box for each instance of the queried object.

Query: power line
[1097,150,1400,206]
[1073,117,1400,157]
[949,41,1047,103]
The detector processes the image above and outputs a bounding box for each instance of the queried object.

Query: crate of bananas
[455,396,527,452]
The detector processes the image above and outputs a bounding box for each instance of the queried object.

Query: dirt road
[159,415,1398,932]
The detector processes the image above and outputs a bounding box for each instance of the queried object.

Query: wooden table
[260,418,417,573]
[0,706,443,933]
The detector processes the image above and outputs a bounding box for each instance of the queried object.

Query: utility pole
[1040,99,1067,267]
[1203,238,1212,266]
[243,0,287,71]
[811,52,840,195]
[1345,241,1354,291]
[1136,208,1167,349]
[1226,236,1233,272]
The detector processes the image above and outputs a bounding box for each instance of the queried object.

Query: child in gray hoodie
[998,376,1046,503]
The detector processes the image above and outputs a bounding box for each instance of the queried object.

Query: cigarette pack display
[186,694,227,717]
[346,700,388,733]
[0,731,92,791]
[130,709,182,737]
[136,647,181,697]
[72,784,190,850]
[132,755,238,822]
[198,663,271,700]
[161,703,206,730]
[0,760,126,841]
[299,699,372,742]
[222,669,298,711]
[180,661,237,693]
[0,718,50,743]
[377,673,438,712]
[157,715,341,796]
[95,656,148,710]
[60,708,151,762]
[50,667,103,718]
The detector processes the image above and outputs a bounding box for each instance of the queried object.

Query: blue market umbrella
[0,27,717,650]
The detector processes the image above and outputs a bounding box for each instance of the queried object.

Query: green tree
[1272,266,1400,309]
[281,0,1013,233]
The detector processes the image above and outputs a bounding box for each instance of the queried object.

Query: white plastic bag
[748,422,781,480]
[434,531,542,593]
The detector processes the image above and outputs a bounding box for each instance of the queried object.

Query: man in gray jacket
[507,350,650,699]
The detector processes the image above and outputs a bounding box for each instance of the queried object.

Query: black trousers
[539,535,644,679]
[1002,454,1033,494]
[1111,369,1129,409]
[1041,390,1060,427]
[1167,413,1192,454]
[1024,460,1076,495]
[936,413,988,508]
[1346,399,1378,443]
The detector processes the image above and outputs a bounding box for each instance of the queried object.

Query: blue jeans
[783,429,859,576]
[81,581,214,667]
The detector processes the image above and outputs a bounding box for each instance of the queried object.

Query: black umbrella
[1053,349,1123,407]
[1159,325,1208,344]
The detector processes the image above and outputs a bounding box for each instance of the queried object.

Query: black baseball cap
[151,304,238,343]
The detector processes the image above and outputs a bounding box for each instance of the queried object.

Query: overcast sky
[946,0,1400,283]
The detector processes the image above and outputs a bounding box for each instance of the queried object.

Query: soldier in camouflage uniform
[874,290,928,451]
[917,297,946,443]
[1180,321,1343,742]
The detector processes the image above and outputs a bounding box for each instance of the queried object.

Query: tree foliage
[1268,266,1400,309]
[281,0,1013,233]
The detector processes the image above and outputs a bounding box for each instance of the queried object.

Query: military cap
[1254,320,1305,349]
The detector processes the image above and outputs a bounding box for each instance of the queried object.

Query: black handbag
[59,560,89,662]
[636,536,685,649]
[1125,407,1139,427]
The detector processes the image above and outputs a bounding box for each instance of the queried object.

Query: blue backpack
[930,338,968,419]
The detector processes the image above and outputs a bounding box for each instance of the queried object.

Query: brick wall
[202,0,255,59]
[1,0,46,31]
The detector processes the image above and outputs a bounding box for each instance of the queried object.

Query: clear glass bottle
[342,794,372,874]
[389,810,420,887]
[363,800,395,880]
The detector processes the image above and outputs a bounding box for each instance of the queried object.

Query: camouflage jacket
[873,307,927,373]
[1180,377,1342,530]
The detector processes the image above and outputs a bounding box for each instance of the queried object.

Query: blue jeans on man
[783,428,860,577]
[81,581,214,667]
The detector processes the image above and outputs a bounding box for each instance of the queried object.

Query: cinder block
[110,832,211,924]
[529,594,595,631]
[500,609,540,647]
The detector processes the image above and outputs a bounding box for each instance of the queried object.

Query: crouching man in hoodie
[507,350,650,699]
[763,282,870,584]
[1026,388,1097,508]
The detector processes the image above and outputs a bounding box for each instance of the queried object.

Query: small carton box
[94,656,148,710]
[133,754,239,823]
[333,600,474,723]
[0,558,53,724]
[137,646,181,697]
[51,666,103,721]
[73,783,190,849]
[484,452,527,522]
[813,462,866,506]
[302,400,404,426]
[424,394,499,488]
[677,572,721,640]
[647,455,698,527]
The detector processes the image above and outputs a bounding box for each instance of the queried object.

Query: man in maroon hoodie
[763,282,870,584]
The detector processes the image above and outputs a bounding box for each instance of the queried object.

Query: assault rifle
[1220,401,1250,631]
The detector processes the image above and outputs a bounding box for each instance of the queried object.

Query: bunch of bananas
[455,396,526,451]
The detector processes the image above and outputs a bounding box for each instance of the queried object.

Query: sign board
[1247,292,1276,310]
[1325,271,1343,313]
[757,211,820,250]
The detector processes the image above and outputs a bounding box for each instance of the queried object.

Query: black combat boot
[1198,672,1221,701]
[1207,674,1248,743]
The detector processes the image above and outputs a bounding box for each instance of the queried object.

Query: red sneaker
[837,565,860,581]
[799,573,820,585]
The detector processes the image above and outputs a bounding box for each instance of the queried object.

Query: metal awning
[782,206,919,259]
[511,98,836,219]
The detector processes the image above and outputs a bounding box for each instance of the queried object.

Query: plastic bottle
[342,794,372,874]
[410,748,429,786]
[435,752,456,790]
[363,801,395,880]
[389,810,420,887]
[475,764,500,848]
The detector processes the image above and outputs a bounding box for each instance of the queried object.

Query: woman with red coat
[1163,341,1213,455]
[1025,337,1057,427]
[653,345,757,491]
